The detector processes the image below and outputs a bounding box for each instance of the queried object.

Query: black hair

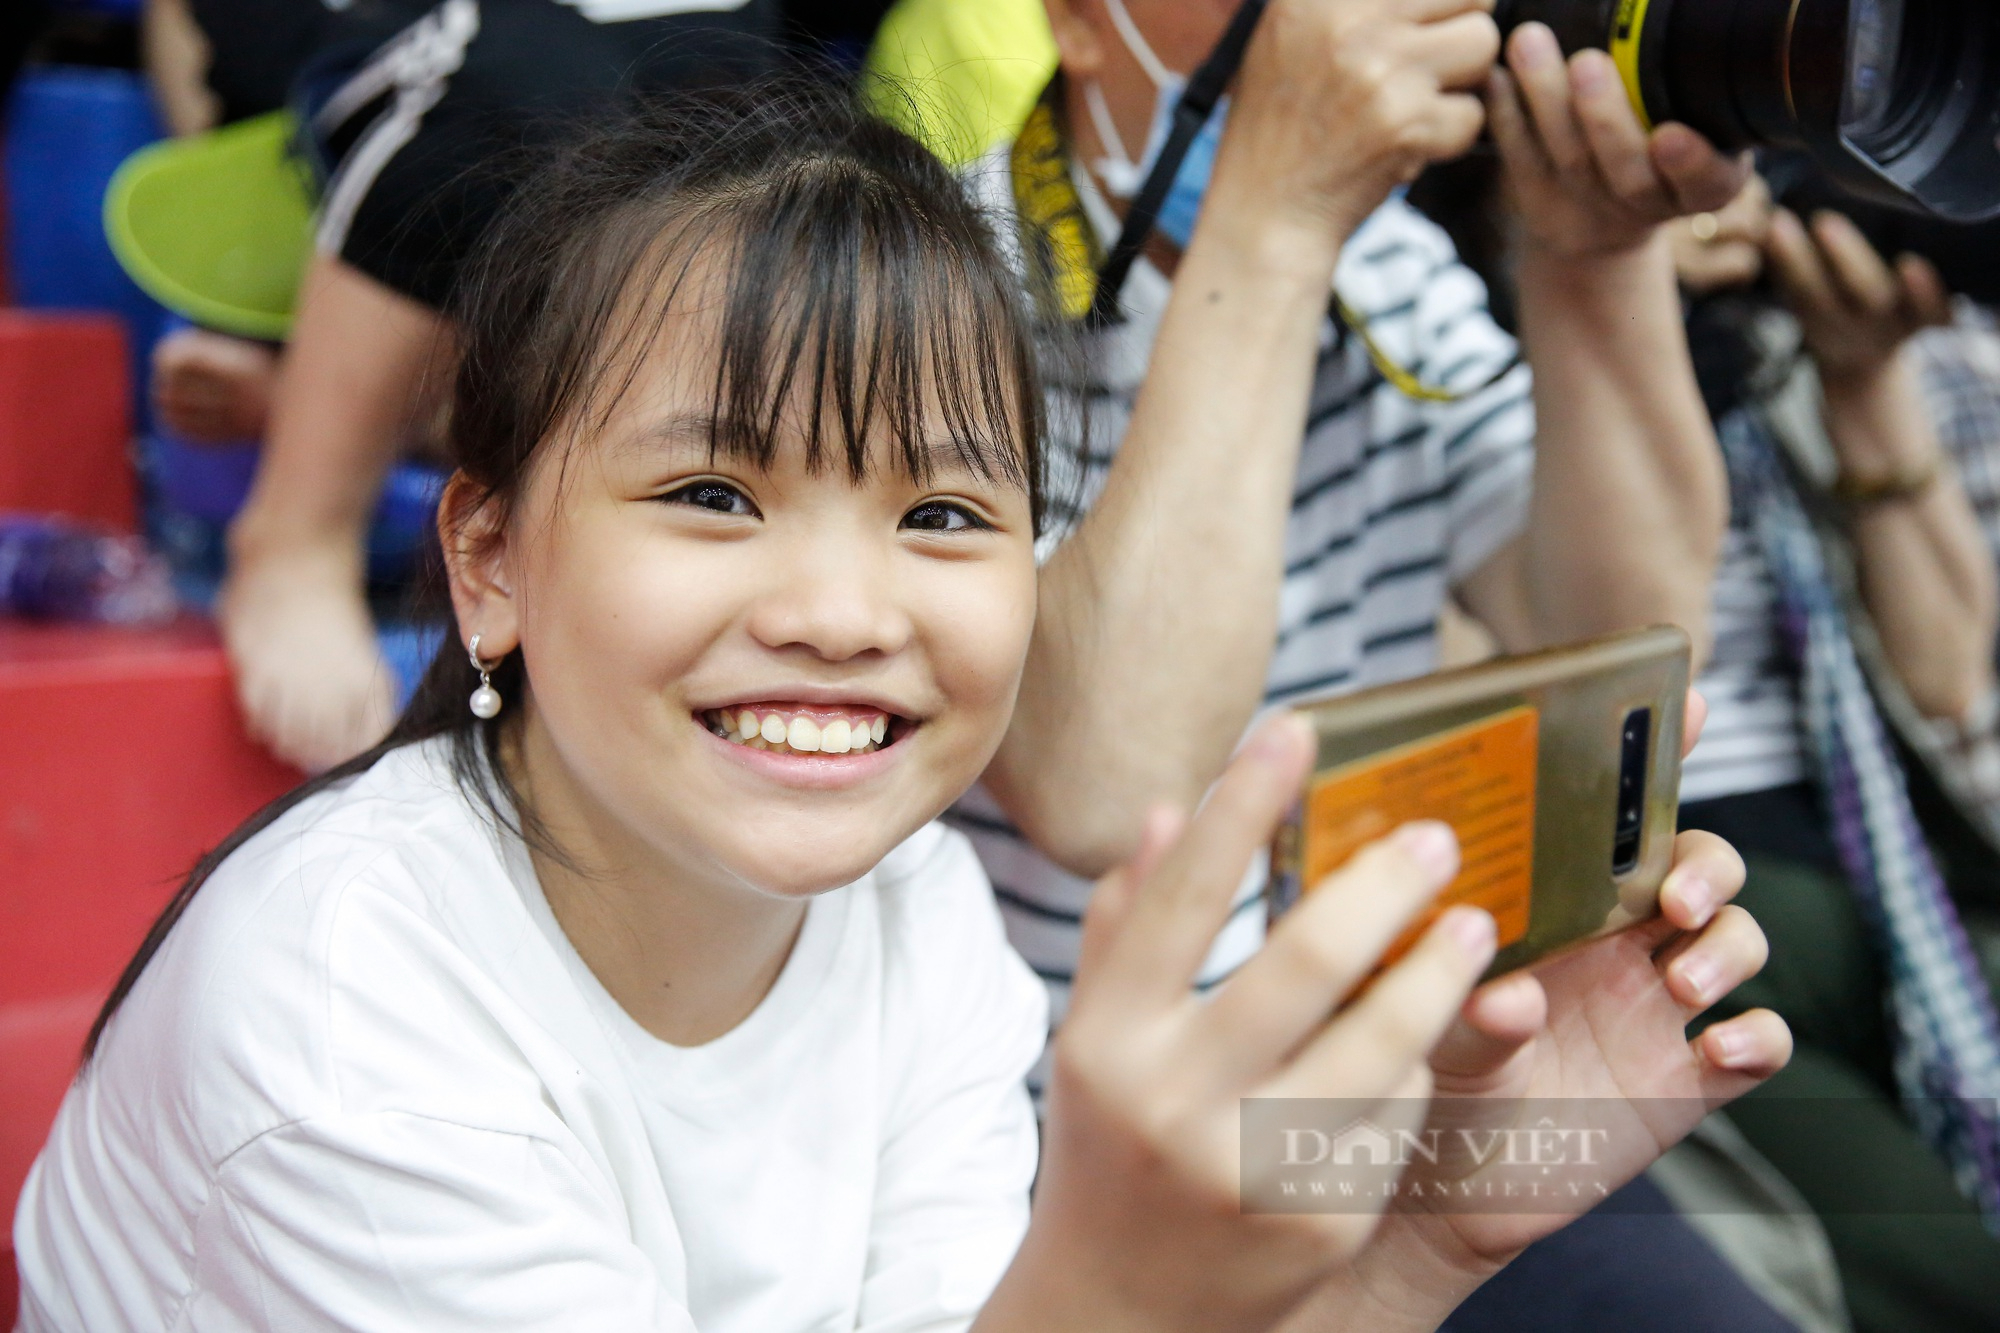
[85,81,1052,1058]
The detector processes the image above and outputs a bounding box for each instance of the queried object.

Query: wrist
[1515,228,1673,310]
[1306,1214,1511,1332]
[1514,214,1665,268]
[1818,349,1907,411]
[1820,350,1939,478]
[1188,194,1348,295]
[1194,137,1367,287]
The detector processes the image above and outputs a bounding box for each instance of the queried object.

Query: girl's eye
[663,479,757,516]
[902,500,988,533]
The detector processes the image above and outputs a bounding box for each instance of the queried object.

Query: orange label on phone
[1301,705,1539,960]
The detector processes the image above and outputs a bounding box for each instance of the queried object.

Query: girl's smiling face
[444,249,1039,902]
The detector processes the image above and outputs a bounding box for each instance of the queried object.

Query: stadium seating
[0,620,300,1313]
[0,105,300,1299]
[0,310,133,528]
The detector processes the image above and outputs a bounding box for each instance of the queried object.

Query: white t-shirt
[14,739,1047,1332]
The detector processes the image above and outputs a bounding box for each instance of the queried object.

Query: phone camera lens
[1612,707,1652,875]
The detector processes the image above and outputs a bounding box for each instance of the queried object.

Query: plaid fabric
[1917,306,2000,565]
[1726,406,2000,1227]
[1912,311,2000,825]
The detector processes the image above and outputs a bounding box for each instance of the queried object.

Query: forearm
[1827,355,1998,719]
[1478,234,1725,663]
[232,254,450,561]
[984,204,1343,876]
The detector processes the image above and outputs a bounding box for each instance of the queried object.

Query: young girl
[14,88,1787,1333]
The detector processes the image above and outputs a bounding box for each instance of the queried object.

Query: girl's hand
[988,714,1497,1333]
[1767,207,1954,380]
[1489,23,1749,259]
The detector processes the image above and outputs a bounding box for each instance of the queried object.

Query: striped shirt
[961,150,1534,1073]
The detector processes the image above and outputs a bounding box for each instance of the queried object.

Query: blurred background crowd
[3,1,2000,1330]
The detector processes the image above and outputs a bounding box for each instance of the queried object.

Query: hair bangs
[708,160,1036,502]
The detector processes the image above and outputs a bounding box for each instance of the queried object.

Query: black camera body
[1496,0,2000,222]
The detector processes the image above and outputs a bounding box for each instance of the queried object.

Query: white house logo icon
[1330,1119,1395,1166]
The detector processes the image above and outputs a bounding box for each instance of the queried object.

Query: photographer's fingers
[1649,123,1752,217]
[1503,23,1587,177]
[1811,211,1900,318]
[1397,0,1496,22]
[1091,714,1315,1011]
[1197,822,1461,1086]
[1410,10,1503,92]
[1261,905,1497,1100]
[1897,253,1954,328]
[1767,208,1840,320]
[1568,50,1674,216]
[1407,14,1502,161]
[1487,66,1554,195]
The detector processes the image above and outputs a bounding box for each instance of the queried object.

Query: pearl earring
[467,632,503,719]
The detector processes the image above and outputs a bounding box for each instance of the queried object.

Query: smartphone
[1267,625,1690,980]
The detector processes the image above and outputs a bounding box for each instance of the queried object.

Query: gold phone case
[1268,625,1690,979]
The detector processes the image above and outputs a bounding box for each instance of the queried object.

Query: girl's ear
[438,471,520,660]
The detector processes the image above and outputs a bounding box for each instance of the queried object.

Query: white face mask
[1084,0,1184,199]
[1082,0,1232,249]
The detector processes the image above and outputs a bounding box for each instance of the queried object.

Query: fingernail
[1677,954,1721,1005]
[1441,906,1498,964]
[1709,1026,1750,1067]
[1514,23,1557,69]
[1670,872,1718,925]
[1392,821,1460,886]
[1572,51,1613,95]
[1248,712,1308,760]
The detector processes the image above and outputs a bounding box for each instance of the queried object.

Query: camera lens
[1843,0,1905,141]
[1494,0,2000,221]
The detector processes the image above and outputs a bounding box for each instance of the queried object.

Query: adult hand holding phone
[1276,692,1794,1331]
[979,713,1497,1333]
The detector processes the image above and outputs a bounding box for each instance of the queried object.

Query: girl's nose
[745,536,913,663]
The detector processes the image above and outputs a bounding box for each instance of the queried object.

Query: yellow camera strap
[1009,97,1102,324]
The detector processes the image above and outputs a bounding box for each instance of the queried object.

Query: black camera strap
[1087,0,1269,327]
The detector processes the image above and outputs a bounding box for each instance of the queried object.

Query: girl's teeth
[712,708,891,756]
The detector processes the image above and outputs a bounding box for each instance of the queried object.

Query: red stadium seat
[0,618,299,1311]
[0,310,133,530]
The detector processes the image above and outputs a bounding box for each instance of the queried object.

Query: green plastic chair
[103,111,316,341]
